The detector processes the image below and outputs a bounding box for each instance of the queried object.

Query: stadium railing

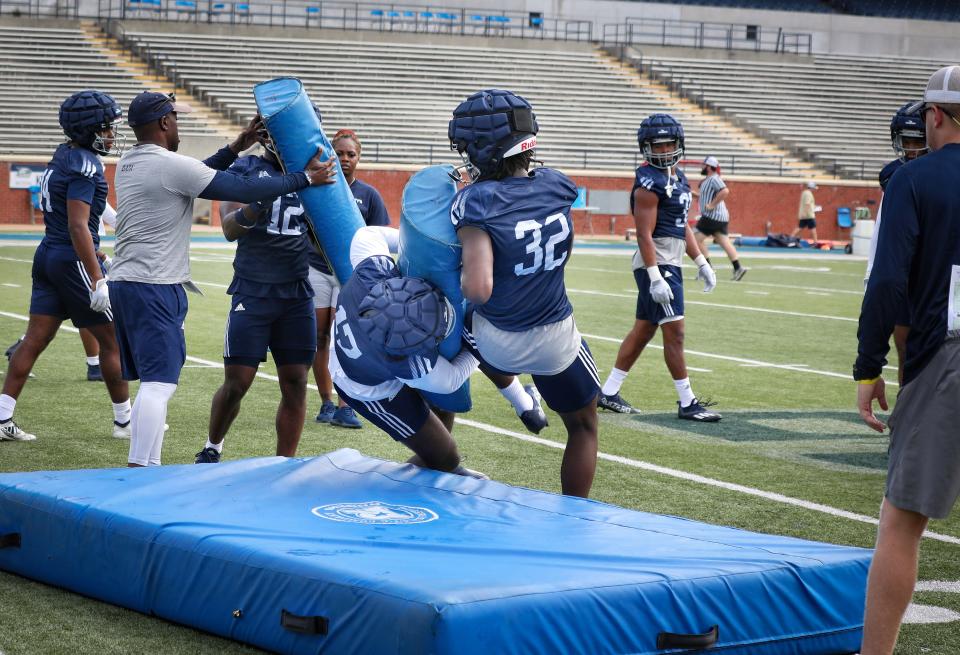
[601,18,812,55]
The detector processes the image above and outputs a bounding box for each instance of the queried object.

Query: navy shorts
[223,294,317,368]
[30,242,111,328]
[110,281,187,384]
[798,218,817,230]
[634,265,684,325]
[334,383,430,441]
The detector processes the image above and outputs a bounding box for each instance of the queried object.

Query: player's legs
[1,314,62,401]
[614,319,659,374]
[860,498,928,655]
[694,230,711,258]
[275,362,309,456]
[79,327,102,380]
[207,364,258,447]
[810,226,819,242]
[893,325,909,386]
[128,381,177,467]
[84,322,128,404]
[660,317,688,381]
[714,233,738,263]
[404,410,462,472]
[312,305,335,405]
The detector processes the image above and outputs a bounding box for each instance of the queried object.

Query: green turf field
[0,241,957,654]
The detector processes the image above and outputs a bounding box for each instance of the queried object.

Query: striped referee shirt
[698,173,729,222]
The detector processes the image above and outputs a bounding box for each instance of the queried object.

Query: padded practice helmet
[59,90,123,156]
[357,277,455,357]
[890,101,928,162]
[448,89,538,180]
[637,113,685,169]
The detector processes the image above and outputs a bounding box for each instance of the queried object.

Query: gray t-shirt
[111,144,217,284]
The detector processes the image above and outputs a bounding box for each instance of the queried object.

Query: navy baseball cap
[127,91,193,127]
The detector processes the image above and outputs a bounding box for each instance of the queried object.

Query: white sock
[205,439,223,453]
[0,394,15,422]
[112,400,131,426]
[499,379,534,415]
[86,356,100,366]
[128,381,177,466]
[674,378,696,407]
[602,368,629,396]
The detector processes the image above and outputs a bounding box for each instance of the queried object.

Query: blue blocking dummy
[253,77,363,283]
[0,450,871,655]
[398,165,470,412]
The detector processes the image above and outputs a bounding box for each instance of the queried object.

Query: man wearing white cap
[693,156,747,280]
[791,180,819,243]
[855,65,960,655]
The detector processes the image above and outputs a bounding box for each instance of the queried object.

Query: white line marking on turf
[454,418,960,545]
[902,603,960,625]
[916,580,960,593]
[194,280,229,289]
[569,288,857,323]
[746,281,864,296]
[0,256,33,264]
[745,291,770,296]
[1,283,20,287]
[686,366,712,373]
[805,291,831,297]
[770,265,831,273]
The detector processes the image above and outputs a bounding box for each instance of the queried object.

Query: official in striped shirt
[693,156,747,281]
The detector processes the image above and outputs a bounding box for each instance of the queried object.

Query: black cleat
[87,363,103,381]
[4,338,22,361]
[678,398,722,422]
[518,384,548,434]
[598,392,640,414]
[194,447,221,464]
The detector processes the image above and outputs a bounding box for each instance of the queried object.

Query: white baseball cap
[806,181,817,189]
[907,65,960,112]
[703,155,719,168]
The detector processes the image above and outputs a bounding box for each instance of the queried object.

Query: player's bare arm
[66,198,102,289]
[632,187,659,268]
[459,225,494,305]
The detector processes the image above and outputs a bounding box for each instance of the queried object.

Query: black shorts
[695,216,729,236]
[798,218,817,230]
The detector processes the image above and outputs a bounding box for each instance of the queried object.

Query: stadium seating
[115,27,812,176]
[627,0,960,21]
[641,51,941,178]
[0,24,221,157]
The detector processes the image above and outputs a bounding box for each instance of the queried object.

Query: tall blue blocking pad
[0,450,869,654]
[253,77,364,283]
[398,165,471,412]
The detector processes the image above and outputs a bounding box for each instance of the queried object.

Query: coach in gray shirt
[693,156,747,281]
[109,91,335,468]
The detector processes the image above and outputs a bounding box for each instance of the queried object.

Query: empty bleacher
[114,26,812,176]
[641,51,943,178]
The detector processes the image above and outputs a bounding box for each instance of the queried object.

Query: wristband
[857,376,880,385]
[693,254,708,268]
[646,265,664,282]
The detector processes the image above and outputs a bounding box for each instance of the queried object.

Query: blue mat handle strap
[656,624,718,650]
[0,532,20,548]
[281,609,329,635]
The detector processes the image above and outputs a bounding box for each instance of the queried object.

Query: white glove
[101,255,113,274]
[89,277,111,313]
[694,255,717,293]
[647,266,674,305]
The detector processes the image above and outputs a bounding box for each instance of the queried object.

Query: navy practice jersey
[630,164,693,240]
[857,143,960,385]
[878,158,903,192]
[227,156,312,299]
[333,254,439,386]
[308,178,391,274]
[451,167,578,332]
[39,143,108,250]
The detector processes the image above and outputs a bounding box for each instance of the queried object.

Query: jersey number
[266,196,304,236]
[514,212,570,276]
[334,306,362,360]
[676,191,692,228]
[39,170,54,213]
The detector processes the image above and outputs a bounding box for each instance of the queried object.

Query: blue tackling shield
[398,165,471,412]
[253,77,364,283]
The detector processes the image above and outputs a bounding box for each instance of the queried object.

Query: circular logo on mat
[311,501,439,525]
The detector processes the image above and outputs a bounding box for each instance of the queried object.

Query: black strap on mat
[280,609,329,635]
[0,533,20,549]
[657,625,719,650]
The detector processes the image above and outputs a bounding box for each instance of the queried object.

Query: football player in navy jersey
[450,89,601,498]
[195,120,337,464]
[329,226,487,478]
[864,101,928,385]
[0,91,132,443]
[598,114,721,422]
[309,129,390,430]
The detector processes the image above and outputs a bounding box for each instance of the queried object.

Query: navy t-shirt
[451,167,578,332]
[226,155,312,299]
[857,143,960,384]
[308,177,391,274]
[878,158,903,192]
[333,254,439,386]
[40,143,108,251]
[630,165,693,240]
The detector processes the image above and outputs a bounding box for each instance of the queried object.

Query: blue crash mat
[0,449,869,654]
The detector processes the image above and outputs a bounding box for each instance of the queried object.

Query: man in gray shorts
[854,65,960,654]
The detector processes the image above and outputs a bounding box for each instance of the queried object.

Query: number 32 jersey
[451,168,578,332]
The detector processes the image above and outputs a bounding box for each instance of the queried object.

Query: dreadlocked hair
[479,149,535,182]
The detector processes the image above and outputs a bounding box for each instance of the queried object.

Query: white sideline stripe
[194,279,229,289]
[454,417,960,546]
[746,280,864,296]
[0,256,33,264]
[916,580,960,593]
[1,283,20,288]
[805,291,832,297]
[570,288,857,323]
[686,366,712,373]
[745,291,770,296]
[903,603,960,625]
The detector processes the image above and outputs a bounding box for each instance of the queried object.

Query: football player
[450,89,600,498]
[598,114,721,422]
[195,116,337,464]
[864,101,928,385]
[0,90,132,443]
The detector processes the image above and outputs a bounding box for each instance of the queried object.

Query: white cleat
[112,422,169,439]
[0,419,37,442]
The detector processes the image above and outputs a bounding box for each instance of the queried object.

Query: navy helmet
[890,101,928,162]
[448,89,538,180]
[358,277,455,357]
[59,90,123,156]
[638,113,685,169]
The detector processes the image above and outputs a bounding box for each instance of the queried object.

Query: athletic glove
[101,255,113,274]
[89,277,111,313]
[647,265,674,306]
[694,255,717,293]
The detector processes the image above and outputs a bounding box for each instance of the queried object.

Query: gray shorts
[308,266,339,309]
[886,338,960,519]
